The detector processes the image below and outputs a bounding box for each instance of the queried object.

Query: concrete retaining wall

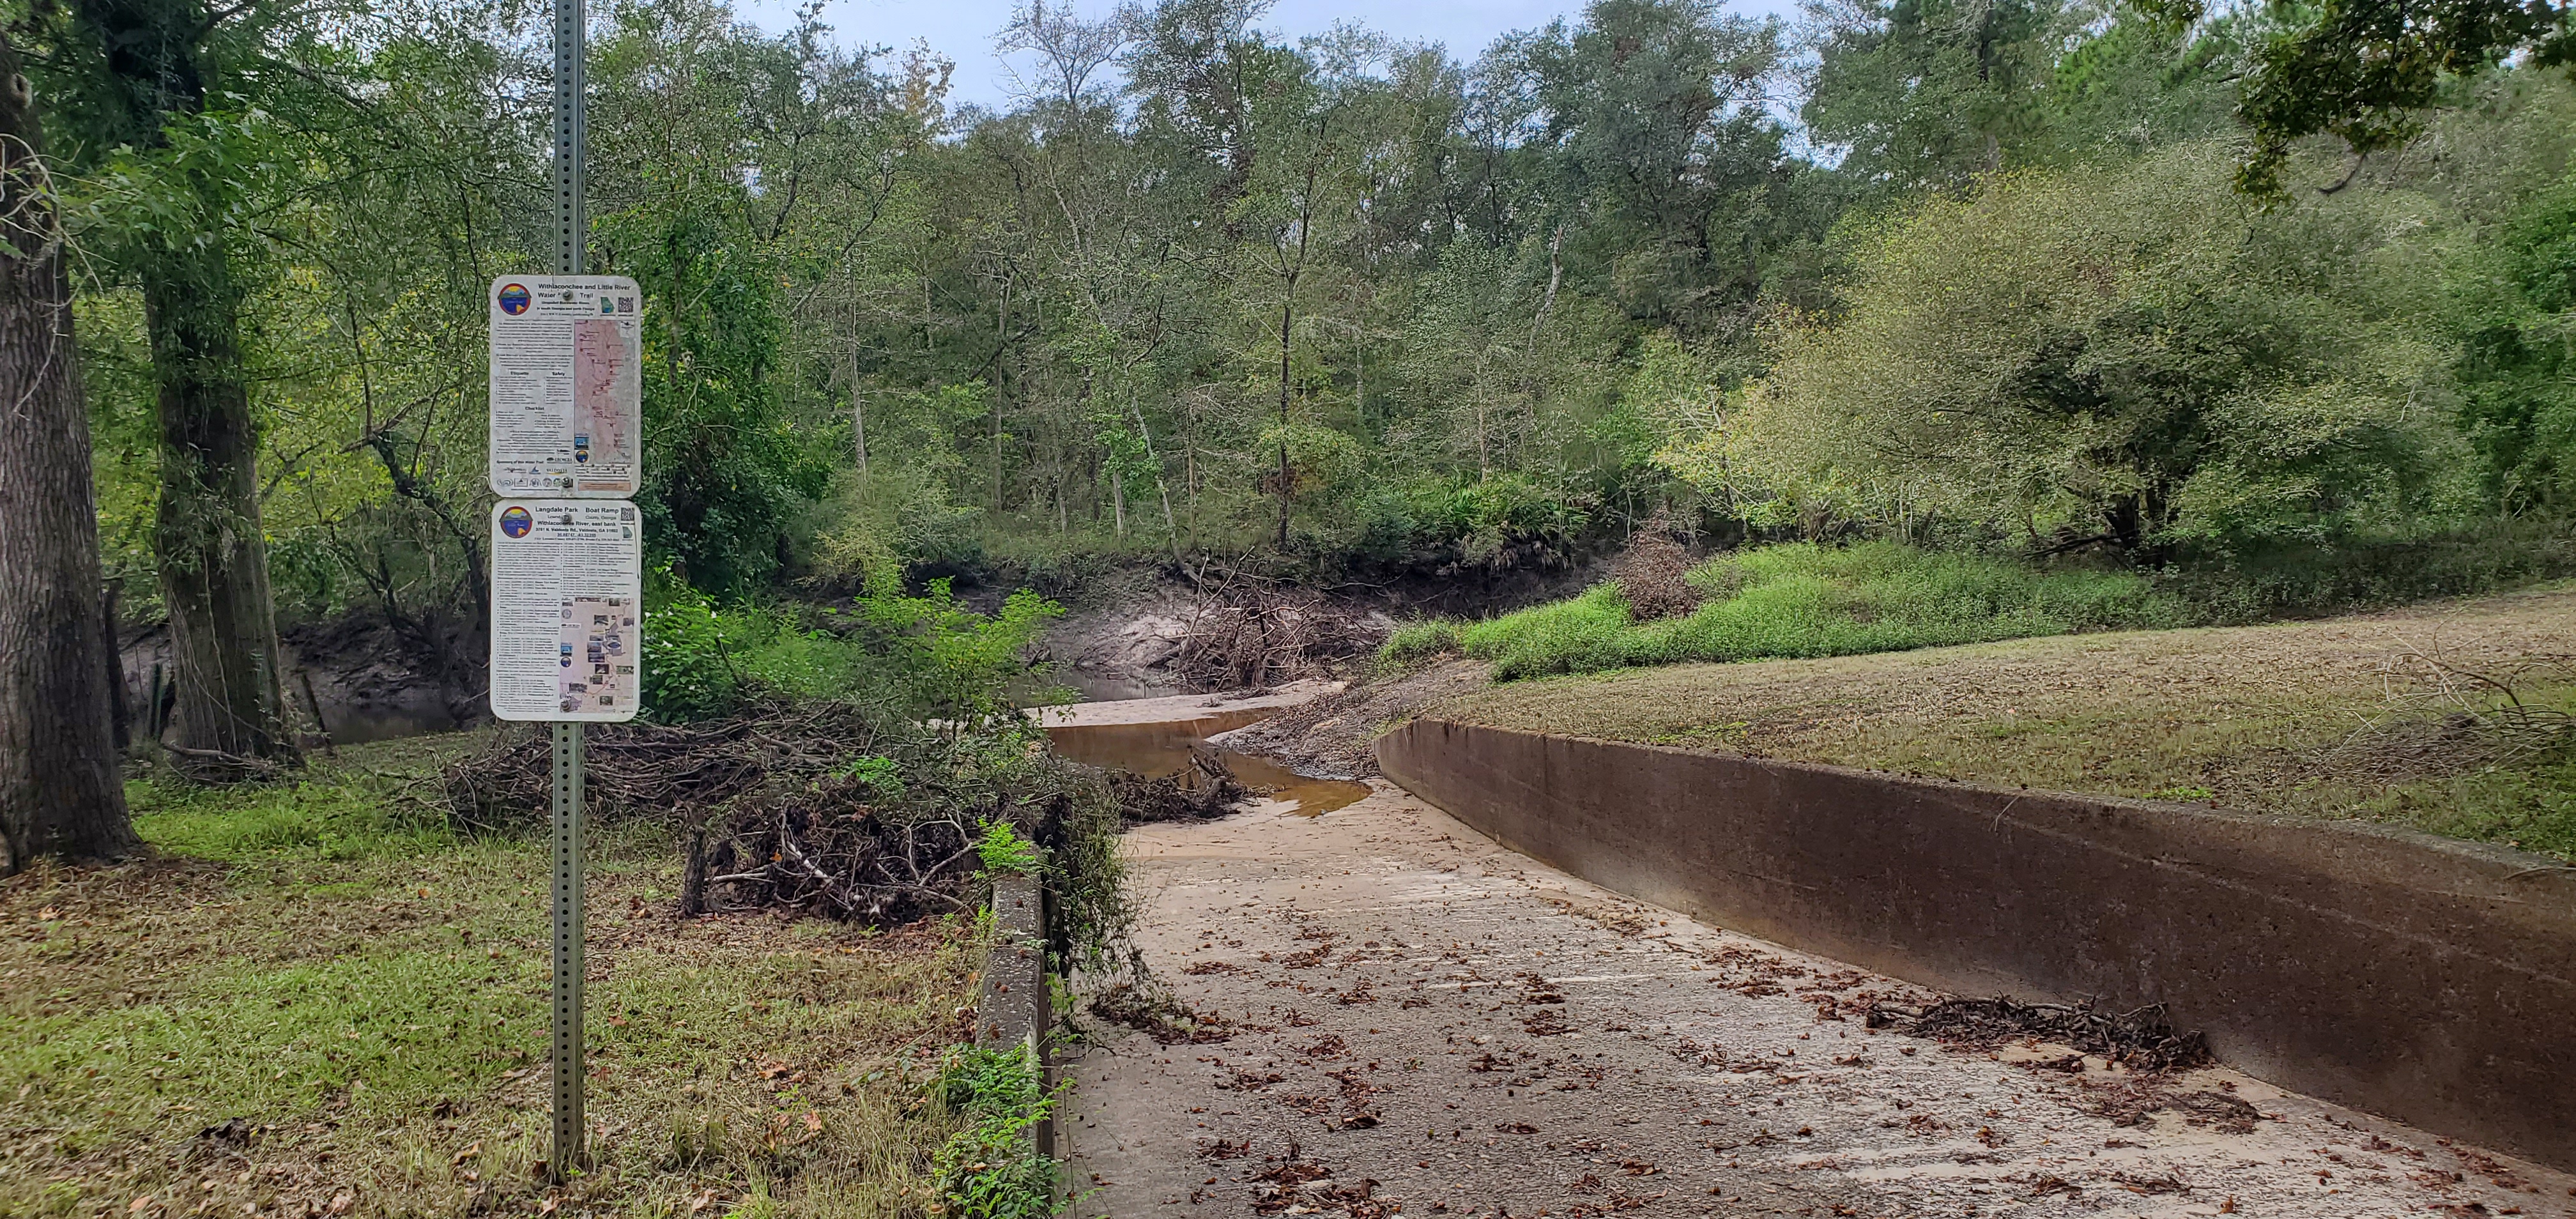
[976,873,1054,1156]
[1377,718,2576,1169]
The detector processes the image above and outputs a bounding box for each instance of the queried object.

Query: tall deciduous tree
[44,0,301,774]
[0,31,135,871]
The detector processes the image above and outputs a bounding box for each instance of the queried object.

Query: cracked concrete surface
[1061,781,2575,1218]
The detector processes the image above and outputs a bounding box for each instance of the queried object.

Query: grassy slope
[1434,584,2576,860]
[1452,543,2187,680]
[2,733,979,1219]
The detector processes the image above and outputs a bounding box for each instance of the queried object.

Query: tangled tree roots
[1868,996,2212,1073]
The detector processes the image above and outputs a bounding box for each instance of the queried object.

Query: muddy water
[1045,715,1371,816]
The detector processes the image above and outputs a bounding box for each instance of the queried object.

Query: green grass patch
[1459,542,2188,680]
[1376,620,1464,670]
[3,733,985,1219]
[1436,587,2576,859]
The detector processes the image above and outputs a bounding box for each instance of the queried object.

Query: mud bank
[1377,719,2576,1170]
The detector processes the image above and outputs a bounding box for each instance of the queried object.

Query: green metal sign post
[548,0,588,1179]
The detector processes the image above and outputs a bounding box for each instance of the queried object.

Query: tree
[2234,0,2575,195]
[0,31,135,871]
[1728,143,2460,555]
[1515,0,1791,330]
[40,0,304,774]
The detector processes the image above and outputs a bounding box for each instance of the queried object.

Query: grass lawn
[1,732,986,1219]
[1435,584,2576,860]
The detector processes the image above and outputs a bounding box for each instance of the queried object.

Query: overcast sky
[735,0,1807,113]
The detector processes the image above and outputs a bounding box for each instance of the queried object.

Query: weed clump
[931,1045,1059,1218]
[1376,619,1464,669]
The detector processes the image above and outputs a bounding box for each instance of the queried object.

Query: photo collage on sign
[556,595,636,715]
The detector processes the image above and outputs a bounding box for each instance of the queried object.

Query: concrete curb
[1378,717,2576,1169]
[976,873,1054,1157]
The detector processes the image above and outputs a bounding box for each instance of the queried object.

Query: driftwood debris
[1173,572,1379,693]
[1110,742,1246,823]
[434,703,1131,931]
[439,702,877,831]
[1868,995,2214,1073]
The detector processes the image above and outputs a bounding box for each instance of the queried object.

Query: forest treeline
[4,0,2576,809]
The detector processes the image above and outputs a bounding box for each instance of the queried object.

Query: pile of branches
[1110,743,1246,823]
[439,701,875,831]
[1606,511,1701,622]
[1867,996,2213,1073]
[694,778,1062,924]
[2308,648,2576,785]
[434,703,1132,954]
[1174,572,1380,691]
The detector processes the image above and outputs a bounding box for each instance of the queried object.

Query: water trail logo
[497,283,532,316]
[499,505,533,537]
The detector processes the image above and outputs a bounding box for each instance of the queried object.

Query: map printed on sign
[488,501,643,721]
[489,275,642,496]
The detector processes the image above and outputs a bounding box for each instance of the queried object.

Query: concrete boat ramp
[1050,694,2575,1218]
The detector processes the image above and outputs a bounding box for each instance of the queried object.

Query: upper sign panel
[489,275,643,497]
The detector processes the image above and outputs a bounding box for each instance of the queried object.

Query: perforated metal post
[549,0,588,1181]
[549,722,586,1175]
[553,0,585,280]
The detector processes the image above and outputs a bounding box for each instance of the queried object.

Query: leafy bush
[640,571,1062,724]
[1722,143,2466,556]
[976,820,1043,876]
[931,1045,1059,1218]
[1462,542,2188,678]
[2159,516,2576,622]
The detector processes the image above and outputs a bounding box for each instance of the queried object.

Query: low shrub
[2160,515,2576,622]
[641,574,1062,724]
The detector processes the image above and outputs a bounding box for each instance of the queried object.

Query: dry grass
[1436,583,2576,859]
[1,732,984,1219]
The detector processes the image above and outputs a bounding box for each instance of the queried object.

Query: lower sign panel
[491,500,643,722]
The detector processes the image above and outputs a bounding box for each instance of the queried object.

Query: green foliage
[605,187,820,597]
[2234,0,2576,197]
[2158,514,2576,622]
[1378,620,1466,668]
[1461,542,2185,678]
[1726,143,2465,556]
[2455,165,2576,510]
[975,821,1043,877]
[832,755,905,797]
[640,568,1061,724]
[930,1045,1059,1218]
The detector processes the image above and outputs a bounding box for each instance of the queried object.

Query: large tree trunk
[0,42,137,872]
[63,0,299,777]
[146,242,300,774]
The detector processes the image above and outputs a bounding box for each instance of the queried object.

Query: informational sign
[489,275,643,497]
[489,500,643,722]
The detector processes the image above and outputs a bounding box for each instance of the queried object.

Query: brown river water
[1043,711,1371,816]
